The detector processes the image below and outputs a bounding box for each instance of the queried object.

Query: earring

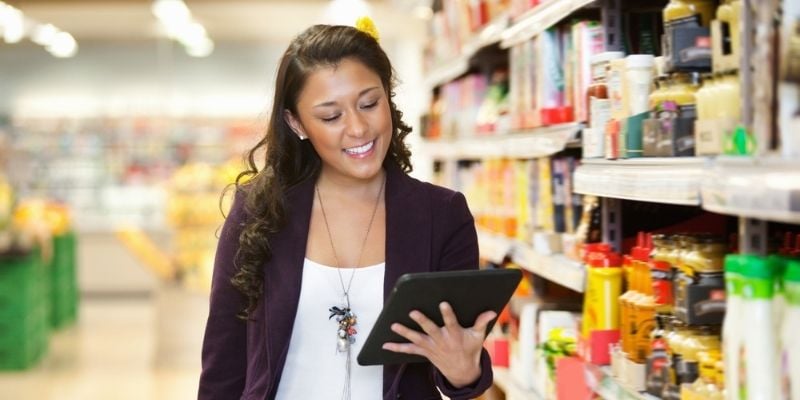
[299,135,307,140]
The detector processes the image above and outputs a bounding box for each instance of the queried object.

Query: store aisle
[0,292,206,400]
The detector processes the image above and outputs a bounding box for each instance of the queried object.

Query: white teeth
[344,140,374,155]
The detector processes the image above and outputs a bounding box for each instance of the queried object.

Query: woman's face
[286,57,392,184]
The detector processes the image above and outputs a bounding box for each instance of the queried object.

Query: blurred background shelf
[574,157,708,206]
[702,156,800,224]
[423,123,581,160]
[478,231,585,292]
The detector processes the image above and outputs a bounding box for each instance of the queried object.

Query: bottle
[625,55,656,116]
[722,255,743,400]
[587,52,624,124]
[582,251,623,365]
[781,260,800,400]
[740,255,779,400]
[663,0,716,28]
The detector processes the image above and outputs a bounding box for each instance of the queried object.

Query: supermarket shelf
[574,157,709,206]
[585,364,660,400]
[501,0,598,48]
[423,56,470,91]
[422,123,582,160]
[701,156,800,224]
[511,242,585,293]
[424,15,510,89]
[492,367,543,400]
[477,230,586,292]
[478,230,516,264]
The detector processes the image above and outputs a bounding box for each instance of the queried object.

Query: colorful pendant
[329,305,357,353]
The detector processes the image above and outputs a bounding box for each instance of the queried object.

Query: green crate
[51,280,77,329]
[50,232,78,330]
[0,253,48,319]
[0,303,48,370]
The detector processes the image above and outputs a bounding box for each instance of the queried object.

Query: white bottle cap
[625,54,655,69]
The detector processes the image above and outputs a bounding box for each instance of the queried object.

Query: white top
[275,258,386,400]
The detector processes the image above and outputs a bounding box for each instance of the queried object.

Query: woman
[199,23,495,400]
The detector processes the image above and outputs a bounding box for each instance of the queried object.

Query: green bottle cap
[768,255,791,292]
[739,255,774,279]
[724,254,742,274]
[784,261,800,306]
[740,255,774,299]
[785,260,800,283]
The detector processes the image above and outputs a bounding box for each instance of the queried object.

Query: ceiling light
[47,31,77,58]
[0,4,25,43]
[323,0,371,26]
[31,23,57,46]
[152,0,190,25]
[151,0,213,57]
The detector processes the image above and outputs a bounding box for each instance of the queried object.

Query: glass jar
[683,235,728,273]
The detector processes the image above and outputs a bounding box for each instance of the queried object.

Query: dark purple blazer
[198,162,493,400]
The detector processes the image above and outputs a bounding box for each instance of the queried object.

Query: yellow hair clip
[355,16,380,42]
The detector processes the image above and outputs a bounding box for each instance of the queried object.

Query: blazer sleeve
[198,191,248,399]
[430,191,494,400]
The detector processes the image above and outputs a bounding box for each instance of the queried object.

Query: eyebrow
[312,86,381,109]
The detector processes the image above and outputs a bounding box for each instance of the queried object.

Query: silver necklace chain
[315,175,385,305]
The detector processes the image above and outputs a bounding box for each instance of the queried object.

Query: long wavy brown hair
[229,25,413,319]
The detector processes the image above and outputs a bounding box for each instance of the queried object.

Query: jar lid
[625,54,655,68]
[590,51,625,65]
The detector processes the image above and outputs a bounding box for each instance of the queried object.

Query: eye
[360,100,379,110]
[321,114,340,123]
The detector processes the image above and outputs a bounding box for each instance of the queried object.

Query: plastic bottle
[740,255,779,400]
[582,251,623,335]
[625,54,656,116]
[722,255,743,400]
[781,260,800,400]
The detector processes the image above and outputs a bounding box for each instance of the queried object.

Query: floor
[0,288,208,400]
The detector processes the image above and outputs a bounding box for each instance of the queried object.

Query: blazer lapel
[263,176,315,395]
[382,162,432,397]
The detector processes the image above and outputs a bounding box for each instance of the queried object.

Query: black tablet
[356,268,522,366]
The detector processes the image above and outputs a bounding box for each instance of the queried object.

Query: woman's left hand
[382,302,496,389]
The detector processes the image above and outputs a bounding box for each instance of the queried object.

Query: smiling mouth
[343,140,375,155]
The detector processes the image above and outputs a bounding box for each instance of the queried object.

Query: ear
[283,110,308,140]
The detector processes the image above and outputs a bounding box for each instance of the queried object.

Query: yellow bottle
[583,252,623,337]
[663,0,716,27]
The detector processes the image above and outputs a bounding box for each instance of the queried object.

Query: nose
[345,110,368,138]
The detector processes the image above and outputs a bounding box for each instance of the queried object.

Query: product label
[665,14,702,30]
[590,98,612,130]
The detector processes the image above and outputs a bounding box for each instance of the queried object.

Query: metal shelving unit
[478,230,586,293]
[573,157,709,206]
[701,156,800,225]
[500,0,598,48]
[423,123,581,160]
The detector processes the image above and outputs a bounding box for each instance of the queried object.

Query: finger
[391,322,429,345]
[439,302,460,331]
[408,310,442,340]
[382,342,426,356]
[471,310,498,336]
